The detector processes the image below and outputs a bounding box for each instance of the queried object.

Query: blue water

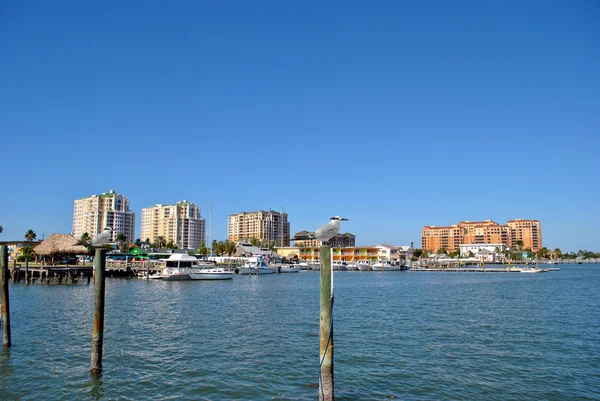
[1,265,599,400]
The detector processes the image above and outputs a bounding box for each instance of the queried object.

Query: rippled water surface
[1,265,599,400]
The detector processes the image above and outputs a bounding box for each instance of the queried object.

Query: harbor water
[1,265,599,400]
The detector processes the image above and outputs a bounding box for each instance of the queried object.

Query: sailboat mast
[209,202,212,254]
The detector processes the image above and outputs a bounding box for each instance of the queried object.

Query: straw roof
[34,234,89,255]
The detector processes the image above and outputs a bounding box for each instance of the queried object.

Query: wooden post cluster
[1,246,11,348]
[90,248,107,375]
[319,246,334,400]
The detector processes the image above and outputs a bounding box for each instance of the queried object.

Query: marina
[0,264,598,400]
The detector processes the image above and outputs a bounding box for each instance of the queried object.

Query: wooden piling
[1,246,11,348]
[319,246,334,400]
[90,248,107,375]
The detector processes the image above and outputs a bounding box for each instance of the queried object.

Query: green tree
[165,240,178,250]
[413,249,423,258]
[199,242,209,257]
[116,232,128,251]
[79,232,94,255]
[250,238,260,247]
[24,229,37,241]
[221,240,236,256]
[437,247,447,255]
[553,248,562,258]
[515,240,524,251]
[212,240,224,256]
[155,236,167,248]
[18,246,36,262]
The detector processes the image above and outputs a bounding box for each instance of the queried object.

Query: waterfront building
[228,210,290,247]
[421,224,465,253]
[377,244,414,262]
[459,243,506,262]
[140,201,206,250]
[293,232,356,248]
[278,244,411,263]
[3,240,42,262]
[72,190,135,243]
[504,219,542,251]
[422,218,543,253]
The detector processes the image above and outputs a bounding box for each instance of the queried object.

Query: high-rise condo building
[141,201,206,249]
[421,218,542,252]
[72,190,135,243]
[228,210,290,246]
[504,219,542,251]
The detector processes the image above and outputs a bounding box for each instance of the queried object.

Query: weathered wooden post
[319,246,334,400]
[90,248,107,375]
[24,256,29,284]
[1,246,12,348]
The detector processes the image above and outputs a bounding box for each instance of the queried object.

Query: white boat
[237,257,276,275]
[332,261,348,271]
[520,268,546,274]
[346,262,358,271]
[309,261,321,271]
[371,261,401,271]
[357,261,371,271]
[161,254,233,280]
[279,265,300,273]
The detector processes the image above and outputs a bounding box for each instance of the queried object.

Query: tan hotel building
[228,210,290,247]
[141,201,206,249]
[72,190,135,243]
[422,219,542,252]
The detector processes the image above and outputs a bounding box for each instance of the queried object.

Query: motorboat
[332,261,348,271]
[520,268,546,274]
[346,262,359,271]
[161,254,233,280]
[237,257,276,275]
[279,265,301,273]
[371,261,401,271]
[357,261,371,271]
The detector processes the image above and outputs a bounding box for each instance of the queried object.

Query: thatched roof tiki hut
[34,234,89,264]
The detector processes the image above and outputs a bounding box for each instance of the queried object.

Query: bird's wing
[91,232,110,246]
[315,221,340,241]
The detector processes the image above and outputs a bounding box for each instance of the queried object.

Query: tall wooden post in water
[90,248,107,375]
[1,245,11,348]
[319,246,334,400]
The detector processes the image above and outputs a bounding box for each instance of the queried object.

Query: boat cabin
[164,253,198,268]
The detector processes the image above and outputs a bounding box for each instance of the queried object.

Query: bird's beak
[341,218,348,221]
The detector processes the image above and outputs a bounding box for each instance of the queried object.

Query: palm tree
[19,246,36,261]
[199,242,209,258]
[155,236,167,248]
[515,240,524,251]
[224,240,236,256]
[24,229,37,241]
[116,232,128,251]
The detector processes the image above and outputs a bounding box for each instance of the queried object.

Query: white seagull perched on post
[91,227,112,247]
[292,216,348,242]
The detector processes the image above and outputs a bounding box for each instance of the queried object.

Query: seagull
[292,216,348,242]
[91,227,112,247]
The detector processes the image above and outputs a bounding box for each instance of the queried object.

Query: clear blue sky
[1,1,598,252]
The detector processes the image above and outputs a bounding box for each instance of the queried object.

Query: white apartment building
[228,210,290,246]
[72,190,136,242]
[141,201,206,249]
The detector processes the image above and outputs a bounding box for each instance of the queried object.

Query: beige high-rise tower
[228,210,290,246]
[72,190,136,243]
[141,201,206,249]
